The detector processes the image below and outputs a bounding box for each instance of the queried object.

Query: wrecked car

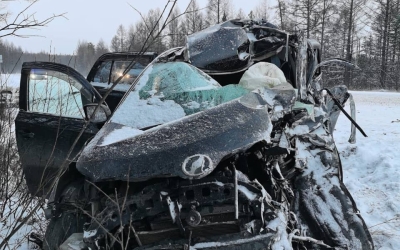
[15,19,373,250]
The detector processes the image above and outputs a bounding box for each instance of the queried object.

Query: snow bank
[0,197,46,249]
[335,91,400,249]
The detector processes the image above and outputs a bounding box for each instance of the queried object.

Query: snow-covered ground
[0,197,45,249]
[335,91,400,249]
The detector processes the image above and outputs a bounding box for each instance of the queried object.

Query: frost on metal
[32,19,373,250]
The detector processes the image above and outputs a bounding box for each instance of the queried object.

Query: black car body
[15,19,373,250]
[15,52,156,197]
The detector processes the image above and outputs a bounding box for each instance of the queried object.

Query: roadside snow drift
[336,91,400,249]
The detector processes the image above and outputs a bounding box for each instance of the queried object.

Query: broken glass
[111,62,249,129]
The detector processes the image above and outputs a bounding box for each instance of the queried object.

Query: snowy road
[336,91,400,249]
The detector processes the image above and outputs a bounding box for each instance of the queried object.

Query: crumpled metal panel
[76,92,272,182]
[255,87,297,121]
[323,85,350,134]
[187,21,250,72]
[296,35,309,101]
[287,105,374,249]
[252,36,285,57]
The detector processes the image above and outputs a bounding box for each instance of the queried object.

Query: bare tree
[0,0,64,38]
[290,0,322,38]
[205,0,233,26]
[0,1,64,249]
[379,0,391,88]
[111,24,128,52]
[341,0,368,86]
[95,38,109,58]
[185,0,204,35]
[277,0,287,29]
[319,0,336,57]
[126,24,136,51]
[235,8,246,19]
[167,6,183,47]
[253,0,271,20]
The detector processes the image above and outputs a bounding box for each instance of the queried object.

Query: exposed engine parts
[33,19,374,250]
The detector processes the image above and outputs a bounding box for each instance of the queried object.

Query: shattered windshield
[111,62,249,129]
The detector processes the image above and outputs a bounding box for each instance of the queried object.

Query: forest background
[1,0,399,90]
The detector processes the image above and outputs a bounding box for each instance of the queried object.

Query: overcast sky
[3,0,272,54]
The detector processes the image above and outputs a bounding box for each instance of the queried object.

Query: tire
[43,212,85,250]
[43,180,86,250]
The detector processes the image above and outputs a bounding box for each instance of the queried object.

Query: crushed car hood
[76,92,280,182]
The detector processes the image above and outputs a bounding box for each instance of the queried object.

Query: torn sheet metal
[287,98,373,249]
[187,21,251,73]
[255,87,297,121]
[292,138,373,249]
[348,93,356,143]
[296,34,308,101]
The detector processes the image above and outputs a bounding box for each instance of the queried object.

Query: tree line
[0,40,73,74]
[1,0,400,90]
[282,0,400,90]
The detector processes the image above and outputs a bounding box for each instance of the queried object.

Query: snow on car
[14,19,374,249]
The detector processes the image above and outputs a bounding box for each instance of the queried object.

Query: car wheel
[43,212,85,250]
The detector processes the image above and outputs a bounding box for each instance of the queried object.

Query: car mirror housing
[84,103,111,123]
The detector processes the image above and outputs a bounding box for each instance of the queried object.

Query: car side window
[28,69,84,118]
[110,61,139,84]
[91,58,152,90]
[93,61,112,83]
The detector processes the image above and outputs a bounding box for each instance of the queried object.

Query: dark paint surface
[77,94,271,182]
[16,62,100,196]
[15,111,99,196]
[291,108,374,249]
[187,21,250,73]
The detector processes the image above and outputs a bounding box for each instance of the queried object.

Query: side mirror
[84,103,111,123]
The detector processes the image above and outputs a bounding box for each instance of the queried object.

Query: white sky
[3,0,275,54]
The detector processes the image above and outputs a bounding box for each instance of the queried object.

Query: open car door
[15,62,102,197]
[86,52,157,111]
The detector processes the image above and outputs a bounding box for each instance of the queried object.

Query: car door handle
[19,130,35,139]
